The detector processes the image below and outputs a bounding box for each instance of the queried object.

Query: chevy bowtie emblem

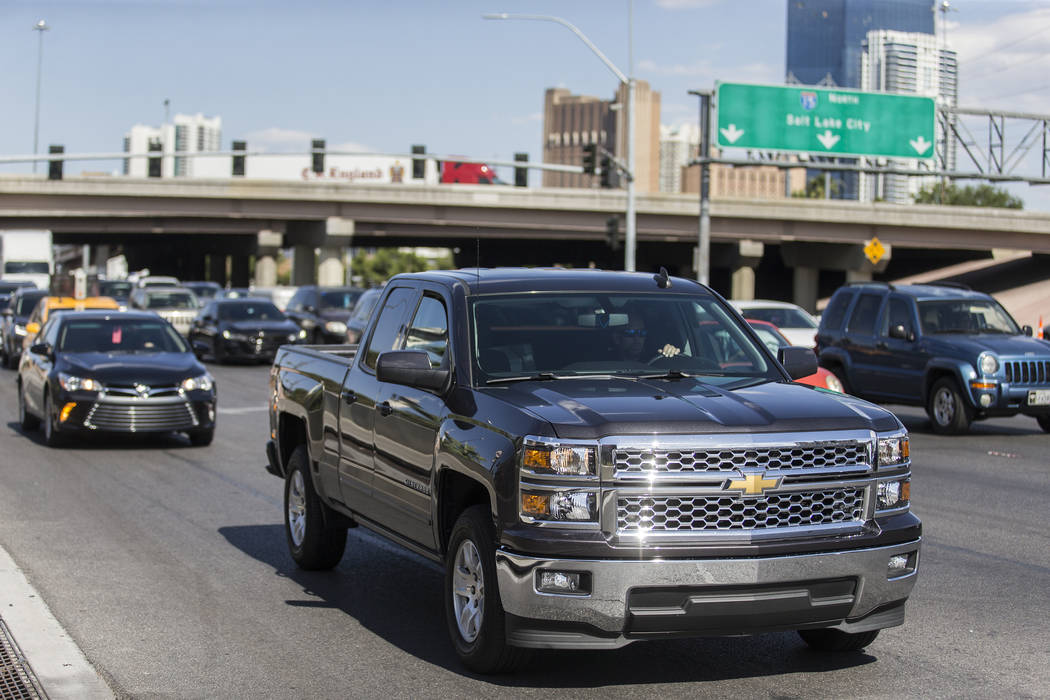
[727,471,781,496]
[135,383,150,398]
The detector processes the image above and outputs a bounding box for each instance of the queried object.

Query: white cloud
[638,58,776,83]
[653,0,723,8]
[952,7,1050,108]
[512,112,542,126]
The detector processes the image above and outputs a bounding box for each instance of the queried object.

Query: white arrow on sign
[816,130,841,150]
[720,124,745,144]
[910,135,932,155]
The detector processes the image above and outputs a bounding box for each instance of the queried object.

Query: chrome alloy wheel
[452,539,485,643]
[287,470,308,548]
[932,385,956,426]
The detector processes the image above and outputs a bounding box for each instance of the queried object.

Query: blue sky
[3,0,1050,205]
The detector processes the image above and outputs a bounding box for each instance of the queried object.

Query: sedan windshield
[57,319,189,354]
[321,290,362,310]
[472,292,778,387]
[918,299,1020,335]
[218,301,285,321]
[742,307,817,329]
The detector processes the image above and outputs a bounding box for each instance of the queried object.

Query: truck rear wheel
[1037,415,1050,433]
[798,628,879,652]
[444,505,529,674]
[284,445,347,570]
[926,377,972,434]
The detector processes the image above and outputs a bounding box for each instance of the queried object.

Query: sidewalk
[0,546,113,699]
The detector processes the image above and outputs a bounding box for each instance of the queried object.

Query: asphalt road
[1,362,1048,698]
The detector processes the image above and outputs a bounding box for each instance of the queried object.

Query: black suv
[816,282,1050,434]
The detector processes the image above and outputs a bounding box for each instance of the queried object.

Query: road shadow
[5,420,203,450]
[219,523,878,687]
[882,405,1047,437]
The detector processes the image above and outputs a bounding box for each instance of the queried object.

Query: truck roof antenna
[653,266,671,289]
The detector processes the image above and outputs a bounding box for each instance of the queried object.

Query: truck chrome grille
[85,400,198,432]
[614,444,867,474]
[1004,360,1049,386]
[617,488,865,534]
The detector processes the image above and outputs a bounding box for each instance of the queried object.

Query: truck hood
[928,334,1050,358]
[485,377,899,439]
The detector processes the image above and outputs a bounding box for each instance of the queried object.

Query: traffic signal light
[514,152,528,187]
[606,215,620,251]
[582,143,597,174]
[48,145,63,181]
[311,139,325,174]
[232,140,246,177]
[412,144,426,179]
[600,155,613,188]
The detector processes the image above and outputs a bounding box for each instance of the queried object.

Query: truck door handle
[378,401,393,417]
[341,390,357,404]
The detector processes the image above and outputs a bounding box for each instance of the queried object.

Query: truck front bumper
[495,538,921,649]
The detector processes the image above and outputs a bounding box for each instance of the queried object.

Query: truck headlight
[877,478,910,510]
[523,444,596,476]
[58,372,102,392]
[877,434,909,468]
[978,353,999,376]
[181,374,214,392]
[325,321,347,335]
[521,490,597,522]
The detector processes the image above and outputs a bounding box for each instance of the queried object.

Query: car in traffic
[182,281,223,300]
[16,310,216,447]
[747,319,844,392]
[731,299,820,348]
[0,280,37,295]
[129,286,200,336]
[96,279,134,308]
[344,286,384,344]
[21,295,123,352]
[0,288,49,368]
[216,287,274,302]
[283,285,364,343]
[816,281,1050,434]
[188,298,305,363]
[134,275,182,289]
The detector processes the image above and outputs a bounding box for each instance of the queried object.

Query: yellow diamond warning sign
[864,237,886,265]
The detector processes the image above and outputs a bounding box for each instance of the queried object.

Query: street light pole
[32,19,50,175]
[483,11,637,271]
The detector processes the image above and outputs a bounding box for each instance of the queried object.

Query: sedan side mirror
[778,346,818,381]
[376,350,449,392]
[1022,325,1033,337]
[29,342,51,358]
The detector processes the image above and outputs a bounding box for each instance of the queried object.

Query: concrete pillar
[724,240,764,301]
[731,266,756,301]
[206,254,227,286]
[793,266,819,314]
[318,248,344,286]
[292,245,316,286]
[846,269,873,283]
[255,255,277,287]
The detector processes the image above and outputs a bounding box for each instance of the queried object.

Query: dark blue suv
[816,282,1050,434]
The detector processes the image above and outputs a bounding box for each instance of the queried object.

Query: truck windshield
[471,292,777,386]
[917,299,1020,335]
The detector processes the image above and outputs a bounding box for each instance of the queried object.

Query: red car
[747,319,845,393]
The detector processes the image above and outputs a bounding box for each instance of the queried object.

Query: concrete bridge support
[254,230,282,287]
[714,240,765,301]
[781,241,891,313]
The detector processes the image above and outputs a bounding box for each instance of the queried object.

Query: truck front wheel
[284,445,347,570]
[926,377,973,434]
[444,505,529,674]
[798,628,879,652]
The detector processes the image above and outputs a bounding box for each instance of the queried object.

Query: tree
[914,182,1023,209]
[792,174,841,199]
[349,248,453,287]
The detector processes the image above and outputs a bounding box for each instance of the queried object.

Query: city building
[681,156,807,200]
[785,0,936,199]
[659,123,700,193]
[541,81,661,192]
[859,29,958,203]
[123,113,222,178]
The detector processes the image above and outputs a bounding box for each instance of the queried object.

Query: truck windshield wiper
[485,372,563,385]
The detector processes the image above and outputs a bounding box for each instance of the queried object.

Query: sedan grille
[1004,360,1050,386]
[614,444,868,474]
[85,399,198,432]
[617,488,865,535]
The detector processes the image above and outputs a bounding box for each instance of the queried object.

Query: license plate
[1028,389,1050,406]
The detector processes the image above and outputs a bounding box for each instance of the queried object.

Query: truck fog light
[887,551,917,578]
[536,570,591,595]
[979,393,993,408]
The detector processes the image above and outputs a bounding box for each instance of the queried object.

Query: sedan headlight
[298,329,308,339]
[58,372,103,392]
[324,321,347,335]
[222,330,250,341]
[287,333,299,342]
[877,434,909,468]
[824,372,844,393]
[978,353,999,376]
[181,374,214,392]
[14,324,27,336]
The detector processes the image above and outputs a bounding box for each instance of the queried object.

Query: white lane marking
[218,405,269,415]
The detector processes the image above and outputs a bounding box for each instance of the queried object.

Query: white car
[730,299,819,348]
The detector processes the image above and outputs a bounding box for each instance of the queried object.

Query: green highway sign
[716,82,936,160]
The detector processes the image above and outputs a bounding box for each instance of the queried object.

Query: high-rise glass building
[786,0,935,88]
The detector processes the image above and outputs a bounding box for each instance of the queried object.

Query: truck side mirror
[889,324,915,341]
[377,350,449,392]
[778,346,817,381]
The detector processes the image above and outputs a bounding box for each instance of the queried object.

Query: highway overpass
[2,174,1048,308]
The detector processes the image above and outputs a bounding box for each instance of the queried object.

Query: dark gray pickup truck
[265,268,921,673]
